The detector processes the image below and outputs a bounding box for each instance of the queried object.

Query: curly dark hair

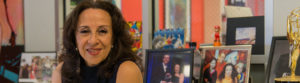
[218,63,238,83]
[59,0,142,82]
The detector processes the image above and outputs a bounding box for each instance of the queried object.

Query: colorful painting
[235,27,256,45]
[200,45,251,83]
[128,21,142,56]
[152,28,185,49]
[0,0,24,82]
[19,53,57,83]
[0,0,24,46]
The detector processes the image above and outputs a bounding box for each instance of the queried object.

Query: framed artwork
[152,28,185,49]
[63,0,121,20]
[226,16,264,54]
[265,36,300,83]
[165,0,190,41]
[145,49,194,83]
[199,45,252,83]
[18,53,57,83]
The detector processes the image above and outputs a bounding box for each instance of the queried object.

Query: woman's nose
[88,33,99,46]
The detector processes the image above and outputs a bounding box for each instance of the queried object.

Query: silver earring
[76,48,78,51]
[112,45,114,48]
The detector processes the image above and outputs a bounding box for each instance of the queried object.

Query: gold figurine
[274,7,300,82]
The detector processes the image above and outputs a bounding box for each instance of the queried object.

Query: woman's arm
[52,62,64,83]
[116,61,143,83]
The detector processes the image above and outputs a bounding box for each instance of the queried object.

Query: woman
[52,0,143,83]
[172,64,184,83]
[217,64,238,83]
[203,58,217,83]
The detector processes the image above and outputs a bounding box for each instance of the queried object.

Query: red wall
[191,0,204,48]
[122,0,142,21]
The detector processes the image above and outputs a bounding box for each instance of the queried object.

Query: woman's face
[225,65,233,77]
[175,64,180,73]
[76,8,113,67]
[210,60,216,69]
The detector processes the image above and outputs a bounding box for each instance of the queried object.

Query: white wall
[274,0,300,36]
[24,0,57,52]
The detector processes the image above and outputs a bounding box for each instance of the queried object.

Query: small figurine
[214,25,221,46]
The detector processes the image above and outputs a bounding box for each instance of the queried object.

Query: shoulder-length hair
[218,63,237,83]
[59,0,142,82]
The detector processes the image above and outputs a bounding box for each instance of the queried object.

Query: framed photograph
[265,36,300,83]
[145,49,194,83]
[63,0,121,20]
[226,16,264,54]
[18,53,57,83]
[199,45,252,83]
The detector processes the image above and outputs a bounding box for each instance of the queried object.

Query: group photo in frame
[226,16,264,54]
[199,45,252,83]
[145,49,194,83]
[266,36,300,83]
[18,53,57,83]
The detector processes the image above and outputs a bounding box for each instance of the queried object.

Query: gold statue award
[275,7,300,82]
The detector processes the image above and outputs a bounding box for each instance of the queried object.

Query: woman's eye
[80,30,90,33]
[98,29,108,34]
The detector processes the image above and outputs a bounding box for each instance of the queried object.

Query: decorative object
[152,28,185,49]
[128,21,143,56]
[273,7,300,82]
[145,49,194,83]
[226,16,264,54]
[199,45,252,83]
[265,36,298,83]
[214,25,221,46]
[18,53,57,83]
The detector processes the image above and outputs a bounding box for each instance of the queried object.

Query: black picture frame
[145,49,194,83]
[265,36,299,83]
[226,16,264,54]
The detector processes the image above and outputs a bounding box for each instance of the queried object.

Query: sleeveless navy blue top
[81,60,126,83]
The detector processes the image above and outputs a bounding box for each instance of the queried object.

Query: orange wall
[204,0,221,43]
[191,0,204,48]
[122,0,142,21]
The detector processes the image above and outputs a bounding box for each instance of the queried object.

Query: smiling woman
[51,0,143,83]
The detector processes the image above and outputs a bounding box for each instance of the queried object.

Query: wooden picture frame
[199,45,252,83]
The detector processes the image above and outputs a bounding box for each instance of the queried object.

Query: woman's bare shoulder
[116,61,143,83]
[51,62,64,83]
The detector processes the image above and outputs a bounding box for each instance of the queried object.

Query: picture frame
[165,0,191,41]
[226,16,264,54]
[199,45,252,83]
[145,49,194,83]
[63,0,122,20]
[265,36,299,83]
[18,53,57,83]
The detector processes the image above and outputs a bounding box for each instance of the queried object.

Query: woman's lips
[87,48,101,56]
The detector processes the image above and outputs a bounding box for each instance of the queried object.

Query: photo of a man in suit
[151,54,173,83]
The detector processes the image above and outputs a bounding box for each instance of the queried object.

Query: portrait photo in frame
[226,16,264,54]
[199,45,252,83]
[18,53,57,83]
[145,49,194,83]
[265,36,300,83]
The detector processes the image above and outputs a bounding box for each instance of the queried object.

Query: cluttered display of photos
[199,45,251,83]
[146,49,193,83]
[19,53,57,83]
[152,28,185,49]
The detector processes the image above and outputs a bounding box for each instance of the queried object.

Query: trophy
[275,7,300,82]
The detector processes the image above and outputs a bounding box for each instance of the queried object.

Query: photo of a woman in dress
[172,63,184,83]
